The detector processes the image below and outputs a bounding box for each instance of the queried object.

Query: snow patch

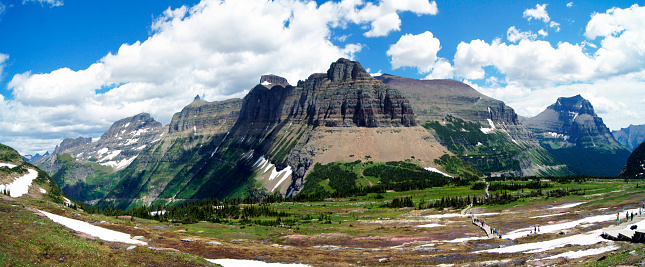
[547,132,570,141]
[480,119,496,134]
[272,166,292,192]
[124,122,130,128]
[99,150,121,162]
[542,245,619,260]
[132,128,149,137]
[40,188,47,194]
[261,81,271,86]
[0,169,38,197]
[124,138,139,146]
[481,230,607,253]
[100,156,137,170]
[424,167,453,178]
[206,259,310,267]
[0,163,17,169]
[549,202,585,209]
[135,145,147,150]
[97,147,109,155]
[39,210,147,245]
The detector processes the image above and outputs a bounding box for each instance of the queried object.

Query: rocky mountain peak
[551,95,597,121]
[101,113,161,140]
[53,137,92,155]
[260,75,290,87]
[326,58,372,82]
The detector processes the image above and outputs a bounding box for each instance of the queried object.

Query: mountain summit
[523,95,630,176]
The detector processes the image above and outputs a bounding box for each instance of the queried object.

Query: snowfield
[39,210,147,245]
[206,259,310,267]
[0,168,39,198]
[423,167,453,178]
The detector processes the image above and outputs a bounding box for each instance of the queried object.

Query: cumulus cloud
[538,29,548,36]
[523,4,550,23]
[507,26,536,43]
[2,0,437,155]
[458,5,645,130]
[22,0,63,7]
[387,31,440,72]
[455,5,645,87]
[386,31,453,79]
[354,0,438,37]
[567,2,573,8]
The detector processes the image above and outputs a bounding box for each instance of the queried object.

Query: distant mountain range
[612,124,645,151]
[31,58,634,209]
[522,95,631,177]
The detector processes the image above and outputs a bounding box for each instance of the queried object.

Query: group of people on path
[472,215,502,239]
[616,205,644,225]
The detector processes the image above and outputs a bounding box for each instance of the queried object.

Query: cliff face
[523,95,631,176]
[167,96,242,137]
[613,124,645,151]
[238,58,416,128]
[376,75,571,177]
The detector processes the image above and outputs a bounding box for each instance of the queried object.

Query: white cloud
[0,53,8,79]
[538,29,548,36]
[22,0,63,7]
[523,4,550,23]
[355,0,438,37]
[387,31,440,73]
[507,26,536,43]
[2,0,437,155]
[585,4,645,78]
[567,2,574,8]
[423,58,454,79]
[454,5,645,88]
[550,21,561,32]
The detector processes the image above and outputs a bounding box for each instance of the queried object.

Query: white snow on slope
[272,166,292,192]
[503,212,615,240]
[0,169,38,197]
[424,167,453,178]
[100,156,137,170]
[206,259,310,267]
[99,150,121,162]
[549,202,585,209]
[0,163,17,169]
[542,245,619,260]
[97,147,109,155]
[480,119,496,134]
[39,210,147,245]
[481,230,607,254]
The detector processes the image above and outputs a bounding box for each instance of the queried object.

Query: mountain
[99,97,244,209]
[612,124,645,151]
[23,151,49,162]
[99,58,449,209]
[376,75,572,177]
[522,95,631,176]
[33,113,163,203]
[619,141,645,178]
[0,143,63,201]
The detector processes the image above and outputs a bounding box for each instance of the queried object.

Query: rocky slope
[522,95,631,176]
[619,141,645,178]
[376,75,571,177]
[612,124,645,151]
[0,143,63,201]
[100,58,447,209]
[33,113,163,203]
[100,97,244,209]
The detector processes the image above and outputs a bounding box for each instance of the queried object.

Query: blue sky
[0,0,644,155]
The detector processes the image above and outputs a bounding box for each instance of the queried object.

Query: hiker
[631,212,634,221]
[617,212,620,224]
[538,225,540,232]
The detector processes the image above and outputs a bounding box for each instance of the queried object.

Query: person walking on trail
[617,212,620,224]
